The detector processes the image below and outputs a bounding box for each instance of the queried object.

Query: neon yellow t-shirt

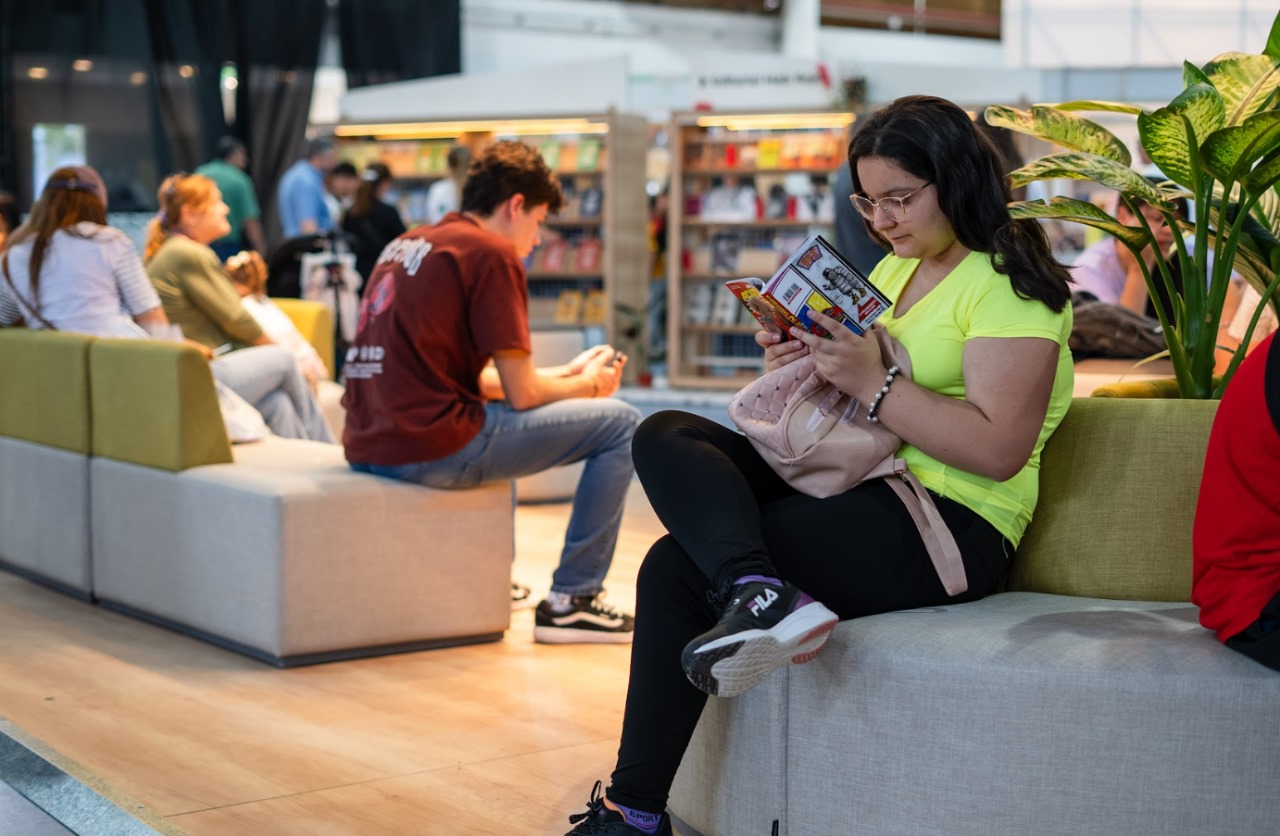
[873,250,1074,546]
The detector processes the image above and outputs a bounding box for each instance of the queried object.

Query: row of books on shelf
[341,140,458,178]
[683,280,763,329]
[683,231,811,276]
[685,181,836,224]
[553,182,604,221]
[338,136,607,180]
[529,236,604,275]
[528,288,609,326]
[684,132,844,171]
[537,138,605,173]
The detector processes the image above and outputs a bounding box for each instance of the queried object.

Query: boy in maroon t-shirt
[343,142,641,644]
[1193,331,1280,671]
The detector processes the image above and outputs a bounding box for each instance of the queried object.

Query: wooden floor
[0,481,668,836]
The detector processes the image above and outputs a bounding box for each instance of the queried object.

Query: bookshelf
[333,113,650,373]
[666,110,854,389]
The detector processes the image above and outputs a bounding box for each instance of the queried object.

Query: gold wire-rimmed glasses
[849,183,933,223]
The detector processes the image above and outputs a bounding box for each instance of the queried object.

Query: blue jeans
[351,398,641,596]
[213,345,335,443]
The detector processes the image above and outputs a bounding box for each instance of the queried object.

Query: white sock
[545,591,573,611]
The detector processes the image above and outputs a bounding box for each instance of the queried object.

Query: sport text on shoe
[748,587,778,616]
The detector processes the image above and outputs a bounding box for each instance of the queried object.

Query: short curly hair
[460,141,563,217]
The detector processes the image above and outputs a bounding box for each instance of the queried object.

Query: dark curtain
[230,0,328,249]
[4,0,165,209]
[0,0,15,195]
[142,0,231,173]
[338,0,461,89]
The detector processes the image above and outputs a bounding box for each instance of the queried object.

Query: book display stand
[334,113,649,361]
[666,110,853,388]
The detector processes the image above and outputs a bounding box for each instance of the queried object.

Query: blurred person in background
[225,249,331,389]
[196,136,266,260]
[0,191,19,250]
[145,172,333,442]
[0,166,165,337]
[325,161,360,227]
[424,145,472,225]
[343,162,407,286]
[278,137,338,239]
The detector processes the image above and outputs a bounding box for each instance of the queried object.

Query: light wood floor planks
[0,481,668,835]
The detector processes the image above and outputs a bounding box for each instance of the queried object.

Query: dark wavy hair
[349,161,394,219]
[848,95,1071,313]
[460,141,564,217]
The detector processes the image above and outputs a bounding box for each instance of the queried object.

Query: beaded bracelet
[866,365,901,423]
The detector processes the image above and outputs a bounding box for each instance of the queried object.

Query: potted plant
[985,10,1280,398]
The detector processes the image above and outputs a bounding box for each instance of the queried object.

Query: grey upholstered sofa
[0,323,515,667]
[669,397,1280,835]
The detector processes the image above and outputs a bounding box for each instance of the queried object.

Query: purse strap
[884,467,969,596]
[1,250,58,331]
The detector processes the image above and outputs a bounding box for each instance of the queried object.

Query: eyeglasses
[849,183,933,223]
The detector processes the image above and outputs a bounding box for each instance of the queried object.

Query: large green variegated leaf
[1044,100,1144,115]
[1255,186,1280,236]
[1199,51,1280,126]
[1009,153,1175,206]
[1244,148,1280,195]
[1138,84,1226,190]
[985,106,1130,164]
[1184,61,1212,89]
[1201,110,1280,182]
[1268,9,1280,61]
[1009,197,1151,248]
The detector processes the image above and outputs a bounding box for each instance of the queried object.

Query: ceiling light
[72,59,93,72]
[130,71,148,85]
[178,65,196,78]
[28,67,49,80]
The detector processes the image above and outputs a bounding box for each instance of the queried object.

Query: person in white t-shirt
[225,249,330,387]
[423,145,472,225]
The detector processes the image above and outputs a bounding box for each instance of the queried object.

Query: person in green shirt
[196,136,265,261]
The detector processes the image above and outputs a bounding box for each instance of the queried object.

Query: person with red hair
[145,172,333,443]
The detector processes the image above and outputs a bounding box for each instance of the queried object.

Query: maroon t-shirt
[342,213,532,465]
[1192,332,1280,641]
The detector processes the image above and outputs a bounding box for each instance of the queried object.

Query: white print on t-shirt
[376,238,433,276]
[343,344,386,379]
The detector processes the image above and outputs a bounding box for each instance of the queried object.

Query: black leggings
[607,411,1012,813]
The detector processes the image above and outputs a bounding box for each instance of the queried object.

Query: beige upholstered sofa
[669,397,1280,835]
[0,305,516,666]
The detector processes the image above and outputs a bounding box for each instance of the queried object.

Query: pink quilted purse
[729,327,968,596]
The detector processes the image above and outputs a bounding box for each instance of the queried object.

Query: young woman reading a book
[562,95,1075,836]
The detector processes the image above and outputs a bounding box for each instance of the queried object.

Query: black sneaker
[681,581,837,697]
[511,581,534,611]
[534,594,635,644]
[565,781,672,836]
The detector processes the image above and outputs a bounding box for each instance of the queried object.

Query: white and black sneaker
[511,582,534,611]
[681,581,837,697]
[534,593,635,644]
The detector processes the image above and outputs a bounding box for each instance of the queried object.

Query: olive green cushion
[90,338,232,472]
[1010,397,1218,602]
[0,329,93,454]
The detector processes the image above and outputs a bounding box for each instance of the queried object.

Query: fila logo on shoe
[748,587,778,616]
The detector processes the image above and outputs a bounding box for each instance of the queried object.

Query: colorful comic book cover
[722,234,890,339]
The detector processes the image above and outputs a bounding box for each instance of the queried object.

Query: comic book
[723,234,891,339]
